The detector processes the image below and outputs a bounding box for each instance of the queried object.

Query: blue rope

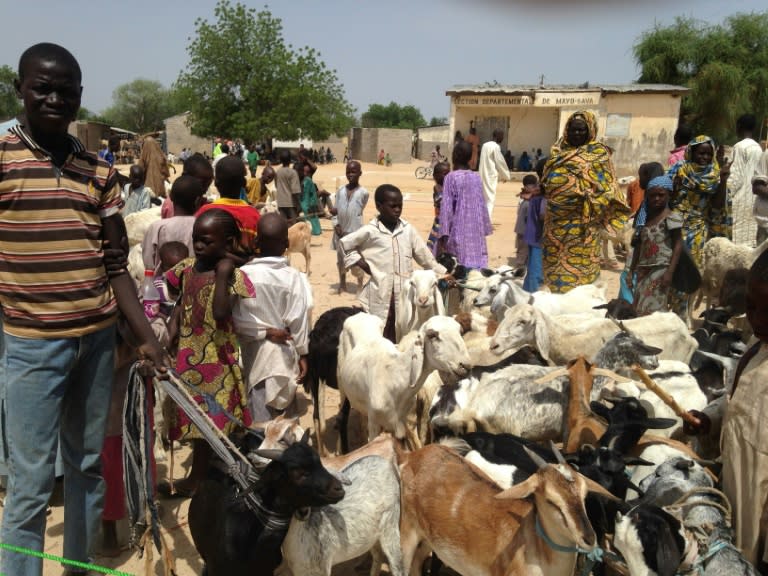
[535,517,611,576]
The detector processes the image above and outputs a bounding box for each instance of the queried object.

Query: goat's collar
[235,485,292,532]
[535,517,613,576]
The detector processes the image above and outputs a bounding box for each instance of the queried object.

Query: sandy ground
[2,160,624,576]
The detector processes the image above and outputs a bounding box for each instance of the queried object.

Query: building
[164,112,212,157]
[415,124,450,162]
[348,127,413,164]
[446,84,688,176]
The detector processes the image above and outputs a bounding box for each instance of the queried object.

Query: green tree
[0,65,21,121]
[429,116,448,126]
[175,0,354,141]
[361,102,426,130]
[101,78,179,133]
[634,12,768,143]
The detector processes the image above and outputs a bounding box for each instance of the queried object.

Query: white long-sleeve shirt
[479,140,511,217]
[728,137,763,246]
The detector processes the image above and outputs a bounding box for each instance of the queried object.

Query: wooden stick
[631,364,699,426]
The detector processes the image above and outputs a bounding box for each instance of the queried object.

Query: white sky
[1,0,764,120]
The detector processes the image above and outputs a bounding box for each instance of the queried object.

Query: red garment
[626,180,645,215]
[196,199,261,252]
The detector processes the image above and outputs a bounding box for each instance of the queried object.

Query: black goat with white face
[189,439,344,576]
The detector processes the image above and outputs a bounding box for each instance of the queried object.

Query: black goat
[189,439,344,576]
[305,306,363,452]
[593,298,638,320]
[590,395,676,455]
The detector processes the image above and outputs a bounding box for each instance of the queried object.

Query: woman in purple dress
[438,141,493,268]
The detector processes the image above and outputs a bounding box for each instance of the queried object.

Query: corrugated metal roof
[446,83,689,96]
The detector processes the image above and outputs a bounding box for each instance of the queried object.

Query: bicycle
[415,164,434,179]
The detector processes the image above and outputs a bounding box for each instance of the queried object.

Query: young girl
[523,177,546,293]
[426,161,449,257]
[300,163,322,235]
[164,209,256,496]
[627,175,683,316]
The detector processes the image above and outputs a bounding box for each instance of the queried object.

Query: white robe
[478,140,511,218]
[728,137,763,246]
[339,217,446,321]
[233,257,312,413]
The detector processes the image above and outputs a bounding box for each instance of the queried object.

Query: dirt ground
[4,160,624,576]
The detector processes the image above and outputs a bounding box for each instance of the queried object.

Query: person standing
[541,110,630,293]
[331,160,369,293]
[0,43,166,576]
[275,149,301,220]
[668,124,692,168]
[727,114,764,246]
[438,141,492,268]
[465,126,480,170]
[139,135,170,202]
[479,129,511,218]
[246,143,260,178]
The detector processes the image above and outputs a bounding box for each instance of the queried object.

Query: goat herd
[185,237,759,576]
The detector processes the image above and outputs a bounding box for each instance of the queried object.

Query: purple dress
[439,169,493,268]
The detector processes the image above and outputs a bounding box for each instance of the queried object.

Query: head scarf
[647,175,674,192]
[551,110,599,153]
[675,135,720,195]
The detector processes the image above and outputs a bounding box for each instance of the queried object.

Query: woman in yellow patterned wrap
[541,110,631,293]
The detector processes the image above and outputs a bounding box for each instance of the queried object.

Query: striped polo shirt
[0,124,123,338]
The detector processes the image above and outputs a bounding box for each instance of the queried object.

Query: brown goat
[287,220,311,275]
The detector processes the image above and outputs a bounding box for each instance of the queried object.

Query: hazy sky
[2,0,764,121]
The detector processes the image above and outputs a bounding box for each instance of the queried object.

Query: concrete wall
[349,127,413,163]
[164,113,212,157]
[416,125,450,161]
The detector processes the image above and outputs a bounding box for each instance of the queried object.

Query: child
[753,174,768,246]
[339,184,448,341]
[627,175,682,316]
[523,177,546,292]
[122,165,153,216]
[162,153,214,218]
[234,213,313,422]
[331,160,369,293]
[685,248,768,569]
[300,163,322,235]
[163,209,256,497]
[515,174,538,268]
[426,161,449,257]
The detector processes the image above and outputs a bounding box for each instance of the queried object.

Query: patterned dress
[439,169,492,268]
[541,111,631,293]
[633,212,683,316]
[166,258,256,440]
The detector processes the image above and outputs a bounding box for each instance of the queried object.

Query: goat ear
[532,308,551,363]
[480,268,495,277]
[434,283,445,316]
[300,428,311,445]
[495,473,540,500]
[252,448,284,461]
[637,343,663,356]
[592,303,609,310]
[589,401,611,421]
[425,328,440,341]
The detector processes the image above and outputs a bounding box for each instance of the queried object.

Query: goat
[593,298,638,320]
[287,220,311,275]
[124,205,161,248]
[188,438,344,576]
[278,455,405,576]
[489,304,697,365]
[399,444,596,576]
[338,315,470,450]
[395,269,445,342]
[693,238,753,318]
[430,331,661,442]
[304,306,364,455]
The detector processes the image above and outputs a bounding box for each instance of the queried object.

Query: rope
[0,543,133,575]
[666,487,733,526]
[535,517,620,576]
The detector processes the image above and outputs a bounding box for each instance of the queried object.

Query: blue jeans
[1,325,115,576]
[523,245,543,292]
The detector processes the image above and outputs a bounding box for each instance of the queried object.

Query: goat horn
[523,446,549,470]
[549,441,567,466]
[534,367,569,384]
[591,367,635,383]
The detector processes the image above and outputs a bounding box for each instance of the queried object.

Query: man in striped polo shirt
[0,43,166,576]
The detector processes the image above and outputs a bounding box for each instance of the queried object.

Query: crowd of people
[3,41,768,575]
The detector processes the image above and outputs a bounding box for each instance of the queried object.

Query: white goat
[395,269,445,342]
[692,237,754,323]
[278,455,405,576]
[474,278,607,321]
[124,205,161,247]
[489,304,697,365]
[338,315,471,449]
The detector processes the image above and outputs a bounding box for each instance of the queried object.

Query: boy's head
[256,213,289,257]
[452,141,472,167]
[736,114,757,137]
[374,184,403,227]
[170,175,205,215]
[747,248,768,342]
[16,43,82,140]
[279,150,292,166]
[521,174,540,198]
[157,241,189,274]
[183,153,214,193]
[108,135,121,153]
[215,156,247,199]
[638,162,665,190]
[433,161,450,185]
[261,165,275,185]
[219,143,230,155]
[346,161,362,188]
[673,124,693,148]
[128,165,145,189]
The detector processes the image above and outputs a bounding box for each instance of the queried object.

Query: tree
[175,0,355,141]
[101,79,179,133]
[0,65,21,122]
[429,116,448,127]
[634,12,768,143]
[361,102,426,130]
